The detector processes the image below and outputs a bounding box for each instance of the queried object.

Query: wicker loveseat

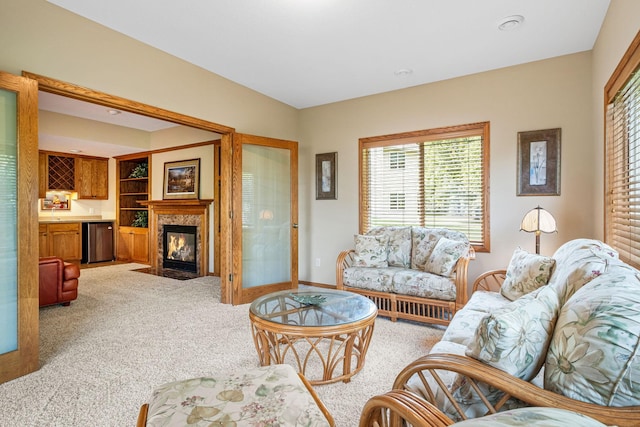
[336,226,474,326]
[378,238,640,426]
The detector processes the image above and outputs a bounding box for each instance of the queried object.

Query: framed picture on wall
[316,152,337,200]
[163,158,200,200]
[517,128,561,196]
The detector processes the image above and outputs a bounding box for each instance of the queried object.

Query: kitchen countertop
[39,217,116,224]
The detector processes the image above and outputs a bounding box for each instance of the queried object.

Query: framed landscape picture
[163,158,200,200]
[517,128,561,196]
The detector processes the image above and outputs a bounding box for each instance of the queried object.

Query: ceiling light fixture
[69,149,83,153]
[107,109,122,115]
[498,15,524,31]
[394,68,413,77]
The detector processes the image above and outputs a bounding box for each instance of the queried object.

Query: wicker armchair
[387,252,640,427]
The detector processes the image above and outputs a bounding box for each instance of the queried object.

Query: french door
[0,72,39,384]
[230,133,298,304]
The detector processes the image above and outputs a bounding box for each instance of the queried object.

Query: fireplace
[163,225,197,272]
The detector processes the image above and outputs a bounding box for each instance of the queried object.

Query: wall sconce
[520,206,557,254]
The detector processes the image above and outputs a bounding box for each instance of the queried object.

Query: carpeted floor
[0,263,443,426]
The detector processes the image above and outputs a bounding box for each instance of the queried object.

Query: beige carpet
[0,263,443,426]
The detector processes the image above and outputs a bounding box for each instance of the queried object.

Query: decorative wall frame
[163,158,200,200]
[517,128,561,196]
[41,193,71,210]
[316,152,337,200]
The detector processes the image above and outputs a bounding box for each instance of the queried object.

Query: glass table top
[249,289,377,327]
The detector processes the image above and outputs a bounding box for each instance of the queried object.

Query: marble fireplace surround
[139,200,213,276]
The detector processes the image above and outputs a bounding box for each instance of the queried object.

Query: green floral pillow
[424,237,467,277]
[501,248,556,301]
[353,234,389,267]
[466,285,560,381]
[544,267,640,406]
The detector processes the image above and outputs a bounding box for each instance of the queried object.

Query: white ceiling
[47,0,610,109]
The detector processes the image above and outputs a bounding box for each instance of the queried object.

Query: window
[389,151,406,169]
[605,31,640,268]
[390,193,405,210]
[360,122,490,251]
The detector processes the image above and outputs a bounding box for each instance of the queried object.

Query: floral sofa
[336,226,474,326]
[381,238,640,426]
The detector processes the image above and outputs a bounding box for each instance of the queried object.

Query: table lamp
[520,206,557,254]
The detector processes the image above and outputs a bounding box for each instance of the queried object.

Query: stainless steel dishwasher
[82,222,114,263]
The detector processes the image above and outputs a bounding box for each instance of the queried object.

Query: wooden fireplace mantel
[139,199,213,275]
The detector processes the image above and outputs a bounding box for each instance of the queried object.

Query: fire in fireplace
[163,225,197,272]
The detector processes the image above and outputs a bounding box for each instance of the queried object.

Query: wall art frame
[163,158,200,200]
[517,128,561,196]
[316,152,337,200]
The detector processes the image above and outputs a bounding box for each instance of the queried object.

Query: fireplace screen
[163,225,197,272]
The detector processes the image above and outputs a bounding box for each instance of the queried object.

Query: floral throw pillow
[352,234,389,268]
[424,237,468,277]
[466,285,560,381]
[500,248,556,301]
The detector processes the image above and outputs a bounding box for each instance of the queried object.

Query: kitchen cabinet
[38,151,109,198]
[39,222,82,263]
[76,157,109,199]
[117,226,149,263]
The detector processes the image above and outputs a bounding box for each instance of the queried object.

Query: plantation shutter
[360,122,488,249]
[605,31,640,268]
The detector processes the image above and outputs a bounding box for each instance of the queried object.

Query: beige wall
[1,0,299,139]
[7,0,640,291]
[299,53,595,286]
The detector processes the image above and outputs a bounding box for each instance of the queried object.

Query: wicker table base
[249,289,377,385]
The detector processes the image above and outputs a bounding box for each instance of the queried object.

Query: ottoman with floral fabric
[137,364,334,426]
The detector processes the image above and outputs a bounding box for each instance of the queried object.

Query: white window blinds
[360,122,489,250]
[606,68,640,267]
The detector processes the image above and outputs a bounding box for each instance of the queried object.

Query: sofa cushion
[500,248,555,301]
[544,266,640,406]
[411,227,469,270]
[392,269,457,301]
[425,237,468,277]
[450,407,608,427]
[547,238,619,306]
[466,285,560,381]
[353,234,389,267]
[442,292,511,346]
[343,266,399,293]
[368,226,412,268]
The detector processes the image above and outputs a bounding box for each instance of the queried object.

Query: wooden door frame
[0,72,39,383]
[22,71,237,303]
[231,133,299,305]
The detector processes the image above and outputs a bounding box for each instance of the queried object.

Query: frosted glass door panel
[242,144,291,288]
[0,89,18,354]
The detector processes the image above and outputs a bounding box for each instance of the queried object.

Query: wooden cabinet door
[117,226,148,263]
[76,158,108,200]
[117,228,131,260]
[39,224,49,258]
[131,228,149,263]
[48,223,81,262]
[38,152,47,198]
[92,159,109,199]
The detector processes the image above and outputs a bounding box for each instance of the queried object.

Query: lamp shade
[520,206,557,234]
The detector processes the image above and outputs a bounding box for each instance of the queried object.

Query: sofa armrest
[360,389,454,427]
[336,249,355,289]
[392,353,640,426]
[471,269,506,293]
[452,246,475,308]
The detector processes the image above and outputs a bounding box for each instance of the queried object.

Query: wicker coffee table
[249,289,377,385]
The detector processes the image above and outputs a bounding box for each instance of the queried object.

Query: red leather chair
[39,257,80,307]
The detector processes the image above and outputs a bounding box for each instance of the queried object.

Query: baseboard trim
[299,280,335,289]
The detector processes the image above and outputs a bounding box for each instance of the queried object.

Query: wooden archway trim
[21,71,235,134]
